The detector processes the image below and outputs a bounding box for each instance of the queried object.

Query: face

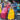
[12,0,15,2]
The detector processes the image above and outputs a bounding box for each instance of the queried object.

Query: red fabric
[1,7,7,19]
[1,13,7,19]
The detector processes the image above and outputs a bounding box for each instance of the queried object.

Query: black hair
[8,0,13,4]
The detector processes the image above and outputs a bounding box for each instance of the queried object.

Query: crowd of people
[0,0,20,20]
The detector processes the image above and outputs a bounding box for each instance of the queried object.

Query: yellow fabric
[0,8,2,13]
[8,8,15,19]
[0,4,2,13]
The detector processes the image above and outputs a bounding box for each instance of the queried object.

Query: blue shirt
[11,2,17,7]
[2,3,4,8]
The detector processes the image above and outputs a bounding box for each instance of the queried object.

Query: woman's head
[12,0,15,2]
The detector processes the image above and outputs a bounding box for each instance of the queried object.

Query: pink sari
[1,7,8,19]
[1,3,11,19]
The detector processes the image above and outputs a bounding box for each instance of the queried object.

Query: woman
[8,6,15,20]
